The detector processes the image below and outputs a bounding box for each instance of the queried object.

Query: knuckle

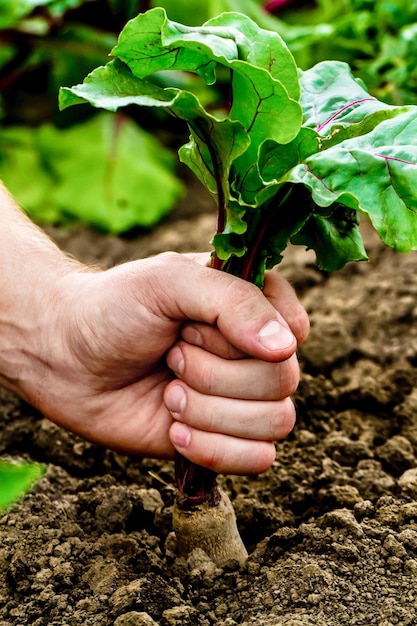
[157,250,183,265]
[196,361,216,395]
[268,398,296,440]
[198,403,217,433]
[222,279,263,320]
[179,342,217,394]
[266,357,299,400]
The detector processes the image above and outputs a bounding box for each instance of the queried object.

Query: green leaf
[0,460,44,511]
[178,120,249,215]
[60,58,172,111]
[0,0,88,28]
[60,59,249,217]
[211,226,248,261]
[110,8,302,144]
[111,8,218,84]
[219,185,315,285]
[261,187,317,270]
[0,0,48,28]
[204,11,300,101]
[300,61,411,144]
[60,7,417,282]
[108,8,302,169]
[160,10,302,167]
[292,206,368,271]
[37,113,184,232]
[0,114,184,232]
[252,128,320,202]
[232,127,318,207]
[286,108,417,253]
[0,126,61,224]
[60,5,303,246]
[260,130,319,181]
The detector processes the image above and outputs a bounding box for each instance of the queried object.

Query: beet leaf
[60,7,417,282]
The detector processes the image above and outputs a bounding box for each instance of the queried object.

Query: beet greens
[60,7,417,564]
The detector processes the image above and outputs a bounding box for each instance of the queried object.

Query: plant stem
[175,133,289,528]
[174,452,220,509]
[174,185,293,510]
[224,185,294,284]
[189,119,226,271]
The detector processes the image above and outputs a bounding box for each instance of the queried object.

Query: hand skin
[0,183,309,475]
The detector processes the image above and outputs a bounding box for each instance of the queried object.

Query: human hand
[18,252,309,475]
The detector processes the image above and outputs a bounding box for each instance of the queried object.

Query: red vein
[317,98,376,133]
[374,153,417,166]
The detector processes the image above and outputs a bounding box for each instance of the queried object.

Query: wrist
[0,254,80,401]
[0,187,90,402]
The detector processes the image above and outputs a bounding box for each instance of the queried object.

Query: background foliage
[1,0,417,232]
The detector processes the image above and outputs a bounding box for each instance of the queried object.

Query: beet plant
[60,8,417,566]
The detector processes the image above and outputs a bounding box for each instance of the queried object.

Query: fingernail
[181,325,203,346]
[258,320,294,351]
[165,384,186,417]
[167,346,185,375]
[170,422,191,449]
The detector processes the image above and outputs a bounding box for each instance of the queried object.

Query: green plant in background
[0,112,183,231]
[61,7,417,565]
[0,0,185,232]
[0,459,44,511]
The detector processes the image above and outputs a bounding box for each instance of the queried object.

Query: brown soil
[1,175,417,626]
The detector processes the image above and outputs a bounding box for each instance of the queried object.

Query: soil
[1,174,417,626]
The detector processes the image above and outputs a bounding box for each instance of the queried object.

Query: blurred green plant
[0,459,44,511]
[0,0,185,232]
[0,112,183,231]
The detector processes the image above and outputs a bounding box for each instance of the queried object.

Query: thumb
[146,253,296,361]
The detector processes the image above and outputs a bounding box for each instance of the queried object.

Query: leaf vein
[317,98,376,133]
[374,153,417,166]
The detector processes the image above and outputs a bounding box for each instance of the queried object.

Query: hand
[12,252,309,475]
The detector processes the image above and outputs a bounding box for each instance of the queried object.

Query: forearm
[0,183,79,398]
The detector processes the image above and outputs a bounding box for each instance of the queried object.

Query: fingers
[181,323,247,360]
[165,382,296,440]
[158,258,307,475]
[169,424,278,475]
[164,340,298,474]
[166,342,299,401]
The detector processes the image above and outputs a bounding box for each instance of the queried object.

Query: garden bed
[1,178,417,626]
